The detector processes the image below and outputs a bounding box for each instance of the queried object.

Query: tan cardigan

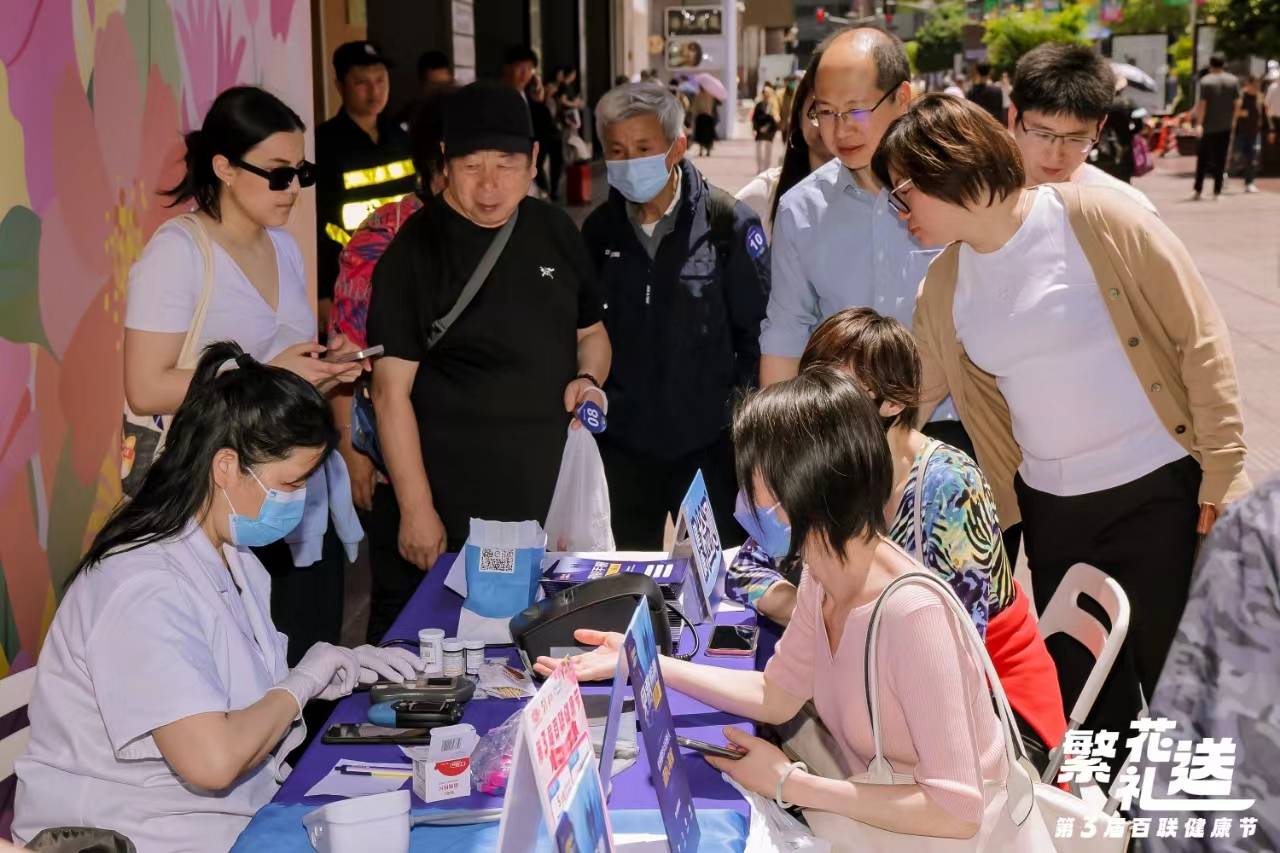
[913,183,1249,528]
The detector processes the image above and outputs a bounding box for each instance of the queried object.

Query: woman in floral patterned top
[727,308,1065,768]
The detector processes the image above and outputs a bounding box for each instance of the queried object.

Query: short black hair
[1012,43,1114,122]
[816,27,909,94]
[1209,54,1226,69]
[733,366,892,563]
[418,50,452,78]
[976,61,992,77]
[504,45,539,67]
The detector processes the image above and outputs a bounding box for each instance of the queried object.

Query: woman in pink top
[536,367,1007,838]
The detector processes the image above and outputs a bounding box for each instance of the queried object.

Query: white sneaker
[1245,183,1260,194]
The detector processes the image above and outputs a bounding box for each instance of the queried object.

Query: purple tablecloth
[269,554,756,817]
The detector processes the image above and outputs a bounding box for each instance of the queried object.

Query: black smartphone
[677,735,743,760]
[321,723,432,745]
[706,624,759,656]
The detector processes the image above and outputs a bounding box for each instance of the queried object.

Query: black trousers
[1194,130,1232,195]
[254,526,346,666]
[365,483,461,644]
[920,418,1023,564]
[599,432,743,551]
[1017,457,1201,742]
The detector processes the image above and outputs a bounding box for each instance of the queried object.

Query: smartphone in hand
[326,344,384,364]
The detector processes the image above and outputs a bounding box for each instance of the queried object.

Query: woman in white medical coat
[13,342,421,852]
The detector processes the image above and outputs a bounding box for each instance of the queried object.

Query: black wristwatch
[576,372,601,389]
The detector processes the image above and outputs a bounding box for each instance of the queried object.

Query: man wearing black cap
[365,82,611,630]
[316,40,414,334]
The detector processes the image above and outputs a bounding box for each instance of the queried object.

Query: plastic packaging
[302,789,409,853]
[543,424,614,552]
[472,708,524,795]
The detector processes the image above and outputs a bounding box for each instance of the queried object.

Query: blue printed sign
[675,470,724,622]
[604,601,700,853]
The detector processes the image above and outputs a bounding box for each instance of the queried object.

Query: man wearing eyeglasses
[759,27,968,455]
[1010,44,1156,215]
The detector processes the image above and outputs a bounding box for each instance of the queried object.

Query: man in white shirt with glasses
[1009,43,1157,215]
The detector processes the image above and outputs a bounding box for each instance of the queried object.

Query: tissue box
[407,724,479,804]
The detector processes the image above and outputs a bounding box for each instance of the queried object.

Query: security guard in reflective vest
[316,41,415,331]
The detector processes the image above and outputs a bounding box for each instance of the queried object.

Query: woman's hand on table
[533,628,623,681]
[705,726,791,798]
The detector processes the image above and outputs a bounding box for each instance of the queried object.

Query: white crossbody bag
[804,564,1127,851]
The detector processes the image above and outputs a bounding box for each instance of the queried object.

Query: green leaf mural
[0,206,49,350]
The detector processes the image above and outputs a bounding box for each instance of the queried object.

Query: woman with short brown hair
[726,307,1065,769]
[875,93,1248,741]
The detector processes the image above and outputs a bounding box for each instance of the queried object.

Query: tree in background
[983,4,1090,75]
[912,0,968,73]
[1109,0,1188,35]
[1208,0,1280,60]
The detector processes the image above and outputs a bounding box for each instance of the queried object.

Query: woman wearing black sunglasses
[122,87,367,730]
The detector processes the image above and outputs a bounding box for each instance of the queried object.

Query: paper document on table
[304,759,412,798]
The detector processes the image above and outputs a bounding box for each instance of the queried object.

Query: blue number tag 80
[576,400,606,434]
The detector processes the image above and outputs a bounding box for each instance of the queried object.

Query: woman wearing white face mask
[14,342,422,853]
[581,82,770,550]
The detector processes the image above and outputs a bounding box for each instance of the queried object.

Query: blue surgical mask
[224,469,307,548]
[606,143,675,203]
[734,491,792,562]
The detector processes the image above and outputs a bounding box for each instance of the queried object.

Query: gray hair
[594,82,686,143]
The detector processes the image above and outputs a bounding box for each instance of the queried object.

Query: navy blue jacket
[581,160,770,460]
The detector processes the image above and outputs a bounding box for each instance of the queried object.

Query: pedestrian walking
[881,94,1248,744]
[751,84,781,172]
[736,49,834,237]
[1192,55,1240,200]
[692,87,719,155]
[965,61,1005,122]
[1234,75,1262,193]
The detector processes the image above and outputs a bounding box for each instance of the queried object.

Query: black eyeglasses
[807,82,905,129]
[887,178,913,215]
[232,158,317,191]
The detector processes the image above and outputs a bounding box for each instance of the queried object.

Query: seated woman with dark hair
[14,343,422,852]
[726,308,1065,769]
[536,367,1006,840]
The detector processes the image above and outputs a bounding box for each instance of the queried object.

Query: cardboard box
[405,724,478,804]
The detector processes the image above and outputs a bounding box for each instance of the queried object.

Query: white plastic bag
[544,426,615,552]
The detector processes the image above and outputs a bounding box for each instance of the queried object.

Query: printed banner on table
[671,470,724,623]
[495,664,614,853]
[622,601,700,852]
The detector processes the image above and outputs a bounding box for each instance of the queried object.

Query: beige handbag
[119,214,216,497]
[804,568,1124,851]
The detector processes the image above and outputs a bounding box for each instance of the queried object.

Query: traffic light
[884,0,896,22]
[816,6,827,23]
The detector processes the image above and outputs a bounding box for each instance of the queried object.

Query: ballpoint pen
[337,765,413,778]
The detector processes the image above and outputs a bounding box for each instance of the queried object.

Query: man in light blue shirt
[759,27,965,443]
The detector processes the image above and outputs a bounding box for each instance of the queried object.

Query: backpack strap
[704,185,737,258]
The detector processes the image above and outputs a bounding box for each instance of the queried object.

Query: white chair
[0,666,37,783]
[1036,563,1130,784]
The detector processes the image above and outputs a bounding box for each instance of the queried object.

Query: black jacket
[581,160,770,460]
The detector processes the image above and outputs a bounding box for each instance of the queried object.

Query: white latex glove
[352,644,424,685]
[271,642,361,714]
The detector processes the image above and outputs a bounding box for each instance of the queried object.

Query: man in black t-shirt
[365,82,611,636]
[966,61,1006,122]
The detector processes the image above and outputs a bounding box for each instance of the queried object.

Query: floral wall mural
[0,0,316,674]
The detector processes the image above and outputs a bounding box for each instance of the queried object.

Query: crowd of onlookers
[9,25,1264,851]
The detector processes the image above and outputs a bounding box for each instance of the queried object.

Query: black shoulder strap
[705,185,737,255]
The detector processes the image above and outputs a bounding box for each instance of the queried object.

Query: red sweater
[985,580,1067,749]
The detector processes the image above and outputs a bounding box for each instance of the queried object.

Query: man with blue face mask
[581,82,770,549]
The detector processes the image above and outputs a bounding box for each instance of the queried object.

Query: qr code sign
[478,547,515,573]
